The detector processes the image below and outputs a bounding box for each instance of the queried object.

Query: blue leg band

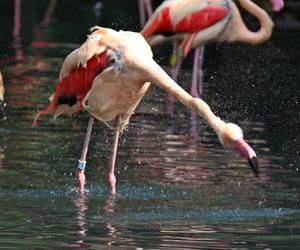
[77,160,87,170]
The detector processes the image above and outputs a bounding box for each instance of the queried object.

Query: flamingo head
[269,0,284,12]
[217,123,259,176]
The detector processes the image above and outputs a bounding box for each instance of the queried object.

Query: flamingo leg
[181,33,197,58]
[189,47,205,145]
[189,111,198,149]
[138,0,146,28]
[191,46,205,98]
[76,115,94,194]
[108,115,121,194]
[139,0,153,28]
[144,0,153,18]
[168,43,183,115]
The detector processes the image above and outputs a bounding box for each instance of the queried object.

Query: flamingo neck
[222,0,273,44]
[136,58,226,133]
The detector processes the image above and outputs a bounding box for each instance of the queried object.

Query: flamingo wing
[142,0,229,38]
[33,28,111,125]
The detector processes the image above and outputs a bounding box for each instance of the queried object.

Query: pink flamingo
[34,27,259,194]
[141,0,284,102]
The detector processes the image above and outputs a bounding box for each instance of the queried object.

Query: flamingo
[0,71,4,101]
[33,27,259,194]
[141,0,284,99]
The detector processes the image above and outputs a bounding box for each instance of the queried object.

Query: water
[0,0,299,249]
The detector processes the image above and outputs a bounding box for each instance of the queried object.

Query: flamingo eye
[110,58,115,64]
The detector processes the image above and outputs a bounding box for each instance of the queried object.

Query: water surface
[0,0,299,249]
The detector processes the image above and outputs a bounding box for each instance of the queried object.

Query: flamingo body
[142,0,274,56]
[85,69,150,126]
[175,6,229,33]
[142,4,229,36]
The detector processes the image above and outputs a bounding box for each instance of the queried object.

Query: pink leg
[145,0,153,18]
[189,111,198,149]
[13,0,21,43]
[168,56,183,115]
[138,0,146,28]
[76,116,94,194]
[189,47,204,144]
[191,47,205,98]
[13,0,23,61]
[108,115,121,194]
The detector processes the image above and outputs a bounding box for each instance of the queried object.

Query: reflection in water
[131,115,272,187]
[70,188,290,249]
[73,194,88,238]
[31,0,57,49]
[13,0,23,62]
[104,194,117,213]
[158,224,273,249]
[72,193,120,248]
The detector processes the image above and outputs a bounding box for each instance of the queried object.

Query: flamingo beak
[233,139,259,176]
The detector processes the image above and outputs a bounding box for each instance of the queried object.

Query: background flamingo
[141,0,284,103]
[34,27,259,194]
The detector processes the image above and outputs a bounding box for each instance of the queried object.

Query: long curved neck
[135,58,226,134]
[221,0,274,44]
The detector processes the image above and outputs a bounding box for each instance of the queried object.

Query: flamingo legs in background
[34,27,259,194]
[141,0,284,112]
[138,0,153,28]
[13,0,23,62]
[30,0,58,49]
[167,46,205,115]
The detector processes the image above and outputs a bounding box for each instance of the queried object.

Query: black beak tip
[248,157,259,177]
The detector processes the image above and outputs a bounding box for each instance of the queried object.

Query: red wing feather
[55,53,108,101]
[33,51,108,125]
[175,6,229,33]
[142,5,228,37]
[141,7,172,37]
